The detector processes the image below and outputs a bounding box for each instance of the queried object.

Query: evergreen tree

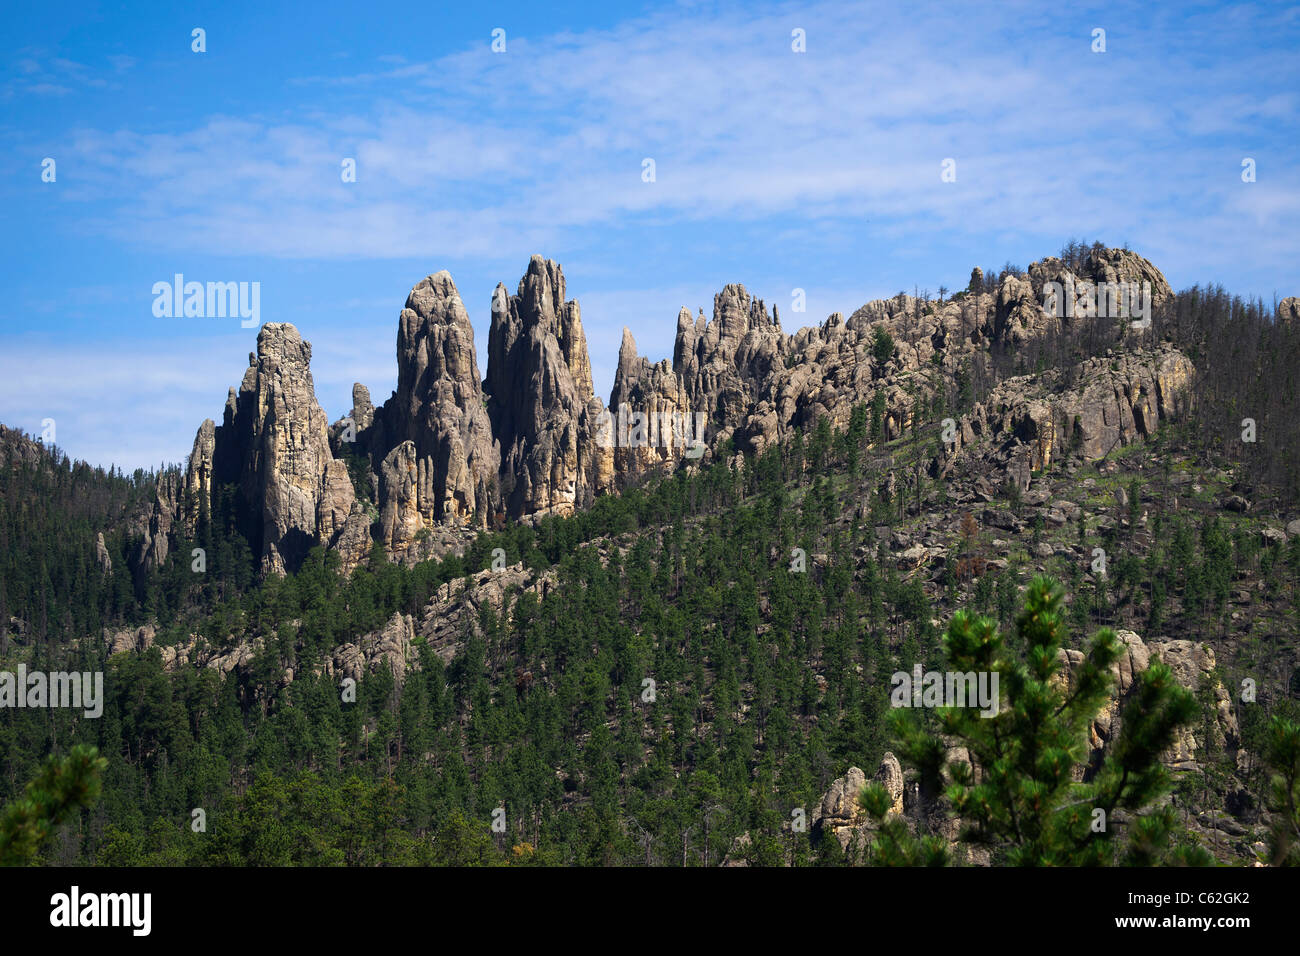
[863,576,1211,865]
[0,745,107,865]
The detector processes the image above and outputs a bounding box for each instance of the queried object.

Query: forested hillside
[3,257,1300,866]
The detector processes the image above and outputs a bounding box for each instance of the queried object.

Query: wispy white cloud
[22,0,1291,280]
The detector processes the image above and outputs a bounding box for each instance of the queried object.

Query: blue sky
[2,0,1297,472]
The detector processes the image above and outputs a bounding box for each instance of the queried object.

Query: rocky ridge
[157,246,1195,575]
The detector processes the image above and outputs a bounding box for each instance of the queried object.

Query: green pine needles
[0,745,107,866]
[861,576,1213,866]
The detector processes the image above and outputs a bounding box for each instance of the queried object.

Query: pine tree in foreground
[0,745,107,866]
[860,575,1213,865]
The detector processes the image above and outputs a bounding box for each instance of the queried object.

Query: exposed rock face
[1056,629,1238,774]
[134,472,178,571]
[611,247,1191,495]
[327,611,415,687]
[94,532,112,575]
[350,383,375,433]
[0,425,49,468]
[486,256,613,518]
[181,419,216,532]
[997,248,1173,347]
[608,325,699,477]
[945,345,1195,490]
[158,246,1192,576]
[811,754,906,854]
[382,272,500,526]
[102,623,155,656]
[377,441,425,557]
[1279,297,1300,324]
[178,323,358,575]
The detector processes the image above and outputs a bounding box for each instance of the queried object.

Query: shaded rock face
[181,323,358,575]
[382,272,500,526]
[485,256,613,518]
[942,345,1195,491]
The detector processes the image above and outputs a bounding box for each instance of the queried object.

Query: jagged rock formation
[160,246,1191,576]
[486,256,613,519]
[327,611,416,688]
[143,560,554,687]
[940,345,1195,490]
[379,272,499,527]
[176,323,359,575]
[810,754,905,854]
[0,425,49,468]
[94,532,112,575]
[134,472,178,571]
[611,244,1187,479]
[1057,630,1239,775]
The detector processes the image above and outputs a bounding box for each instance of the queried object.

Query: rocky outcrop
[380,272,500,527]
[996,247,1172,347]
[133,472,178,571]
[327,611,416,687]
[1279,297,1300,325]
[943,345,1195,490]
[486,256,613,518]
[103,623,156,656]
[180,419,215,532]
[177,323,359,575]
[608,325,700,477]
[0,425,50,468]
[810,754,905,854]
[156,246,1192,575]
[1056,629,1238,774]
[95,532,112,575]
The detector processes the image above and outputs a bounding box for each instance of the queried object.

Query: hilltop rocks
[161,245,1193,576]
[0,425,49,468]
[995,247,1172,347]
[177,323,358,575]
[382,272,500,527]
[233,324,357,574]
[486,256,613,518]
